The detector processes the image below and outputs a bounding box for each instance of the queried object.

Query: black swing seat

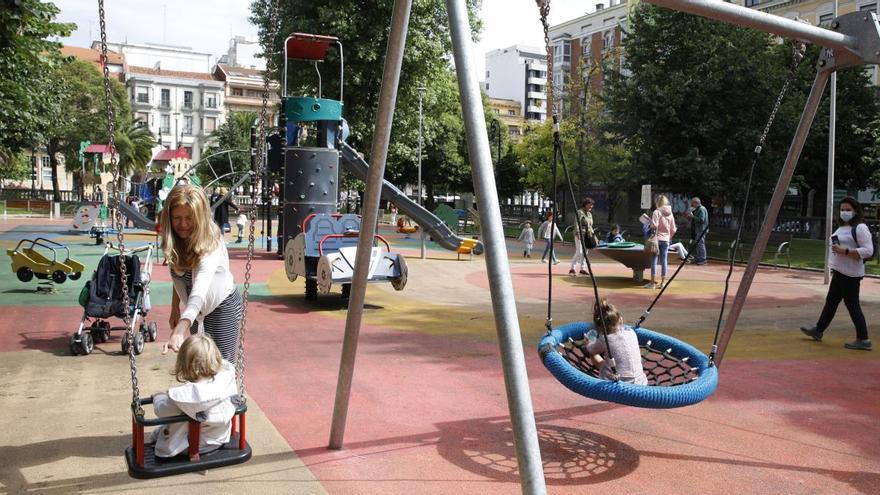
[125,396,252,479]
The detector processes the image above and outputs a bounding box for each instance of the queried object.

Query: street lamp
[417,86,426,259]
[173,112,181,149]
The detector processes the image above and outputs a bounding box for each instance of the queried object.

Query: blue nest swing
[538,322,718,409]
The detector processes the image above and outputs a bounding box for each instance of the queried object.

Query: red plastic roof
[84,144,112,154]
[285,33,338,61]
[153,146,190,161]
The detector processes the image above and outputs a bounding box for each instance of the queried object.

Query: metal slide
[115,200,157,231]
[339,142,483,255]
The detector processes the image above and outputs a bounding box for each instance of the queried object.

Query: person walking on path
[161,184,243,362]
[646,195,677,289]
[538,213,563,264]
[685,197,709,265]
[518,222,535,258]
[570,198,598,276]
[800,197,874,350]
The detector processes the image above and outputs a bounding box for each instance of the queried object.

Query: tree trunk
[425,180,435,212]
[48,140,61,201]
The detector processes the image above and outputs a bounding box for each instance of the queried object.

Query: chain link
[98,0,141,416]
[537,1,554,119]
[236,0,280,401]
[755,41,807,154]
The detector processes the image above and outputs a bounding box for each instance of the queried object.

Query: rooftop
[128,65,217,81]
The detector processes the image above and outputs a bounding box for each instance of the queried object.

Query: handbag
[645,233,659,255]
[583,231,598,250]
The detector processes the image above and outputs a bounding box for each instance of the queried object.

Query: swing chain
[237,0,280,401]
[98,0,141,416]
[537,0,555,118]
[755,41,807,156]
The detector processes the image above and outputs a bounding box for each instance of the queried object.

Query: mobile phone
[831,235,840,245]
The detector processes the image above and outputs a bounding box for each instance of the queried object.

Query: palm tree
[114,119,155,176]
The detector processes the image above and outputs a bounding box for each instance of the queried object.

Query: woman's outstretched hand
[163,319,192,355]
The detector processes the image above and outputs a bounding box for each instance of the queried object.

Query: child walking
[151,333,238,458]
[236,213,248,243]
[585,298,647,385]
[518,222,535,258]
[538,213,563,264]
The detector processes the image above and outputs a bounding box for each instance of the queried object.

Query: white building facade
[484,45,548,122]
[94,41,226,164]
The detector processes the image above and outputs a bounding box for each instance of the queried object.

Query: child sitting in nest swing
[585,299,648,385]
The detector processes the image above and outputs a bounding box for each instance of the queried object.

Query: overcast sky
[53,0,601,76]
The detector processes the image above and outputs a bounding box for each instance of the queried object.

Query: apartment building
[213,63,280,124]
[741,0,879,84]
[547,0,629,116]
[93,41,225,164]
[488,98,526,140]
[484,45,548,122]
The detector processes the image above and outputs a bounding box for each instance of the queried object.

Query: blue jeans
[651,241,669,279]
[542,241,557,262]
[694,236,707,263]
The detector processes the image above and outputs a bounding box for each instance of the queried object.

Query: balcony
[527,105,546,114]
[183,101,194,110]
[159,101,171,110]
[527,91,546,100]
[527,77,546,85]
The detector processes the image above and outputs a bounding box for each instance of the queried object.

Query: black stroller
[71,244,157,355]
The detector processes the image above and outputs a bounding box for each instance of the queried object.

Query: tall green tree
[46,59,130,199]
[0,0,74,158]
[603,4,879,215]
[250,0,481,193]
[203,111,256,186]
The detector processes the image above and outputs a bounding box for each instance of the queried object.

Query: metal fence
[0,188,82,202]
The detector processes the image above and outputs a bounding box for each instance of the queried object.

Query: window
[247,89,262,97]
[744,0,759,6]
[232,87,243,96]
[41,156,51,182]
[581,36,592,56]
[160,114,170,134]
[819,12,834,24]
[136,112,149,124]
[486,70,490,78]
[183,91,193,109]
[603,30,615,50]
[136,87,149,103]
[486,83,489,91]
[205,94,217,108]
[204,117,217,132]
[494,108,500,114]
[508,109,516,116]
[859,3,877,11]
[183,116,193,135]
[160,89,171,108]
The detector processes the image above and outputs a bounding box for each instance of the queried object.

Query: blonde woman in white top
[160,185,242,362]
[801,197,874,350]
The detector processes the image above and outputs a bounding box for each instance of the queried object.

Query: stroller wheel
[70,335,81,355]
[134,331,145,355]
[147,321,158,342]
[79,332,94,355]
[121,333,131,355]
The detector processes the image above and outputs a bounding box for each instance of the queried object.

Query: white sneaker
[553,260,560,265]
[541,258,547,263]
[643,282,656,289]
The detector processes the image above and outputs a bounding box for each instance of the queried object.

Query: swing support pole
[329,0,412,449]
[716,69,830,365]
[446,1,546,492]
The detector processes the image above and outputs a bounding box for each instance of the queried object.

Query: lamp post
[173,112,181,149]
[824,0,838,285]
[418,86,426,259]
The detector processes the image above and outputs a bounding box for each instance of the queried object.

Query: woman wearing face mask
[801,197,874,350]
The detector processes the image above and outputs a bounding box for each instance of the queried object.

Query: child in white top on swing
[151,333,238,458]
[585,298,648,385]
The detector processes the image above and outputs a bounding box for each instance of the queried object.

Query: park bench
[5,199,52,215]
[709,229,792,268]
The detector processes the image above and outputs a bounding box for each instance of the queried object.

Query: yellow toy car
[7,238,85,284]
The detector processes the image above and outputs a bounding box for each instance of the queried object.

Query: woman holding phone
[800,197,874,350]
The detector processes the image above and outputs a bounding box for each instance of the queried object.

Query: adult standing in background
[685,197,709,265]
[569,198,597,276]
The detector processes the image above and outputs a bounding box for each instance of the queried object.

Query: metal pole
[644,0,858,53]
[715,70,832,366]
[418,86,426,259]
[824,0,838,285]
[329,0,413,450]
[446,0,546,493]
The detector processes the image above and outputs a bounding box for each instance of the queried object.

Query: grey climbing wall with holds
[282,147,340,247]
